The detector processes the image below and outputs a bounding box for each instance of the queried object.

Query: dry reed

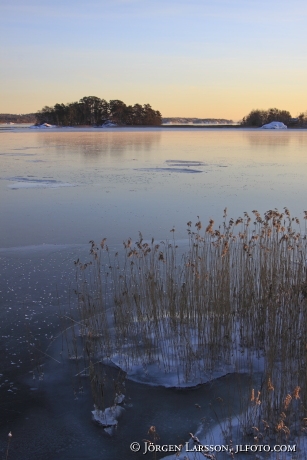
[73,208,307,441]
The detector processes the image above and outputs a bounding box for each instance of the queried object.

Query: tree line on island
[36,96,162,126]
[1,104,307,127]
[0,113,36,123]
[163,117,234,124]
[37,103,306,127]
[241,107,307,127]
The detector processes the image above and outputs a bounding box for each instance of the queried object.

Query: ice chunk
[114,393,125,404]
[91,405,124,427]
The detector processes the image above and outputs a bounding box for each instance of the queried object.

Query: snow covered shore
[30,123,56,129]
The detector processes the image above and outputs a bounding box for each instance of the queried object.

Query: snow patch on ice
[109,347,264,389]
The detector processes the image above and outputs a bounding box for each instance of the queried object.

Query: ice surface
[0,243,85,254]
[260,121,287,129]
[162,417,300,460]
[4,177,76,189]
[108,328,264,388]
[0,153,36,156]
[165,160,207,167]
[161,422,230,459]
[134,168,203,173]
[136,160,206,173]
[27,160,46,163]
[7,182,75,189]
[110,353,263,388]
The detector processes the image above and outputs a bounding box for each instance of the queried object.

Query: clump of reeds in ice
[74,208,307,439]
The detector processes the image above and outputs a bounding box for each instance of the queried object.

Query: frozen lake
[1,127,307,247]
[1,127,307,459]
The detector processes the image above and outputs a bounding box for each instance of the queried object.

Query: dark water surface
[0,243,252,459]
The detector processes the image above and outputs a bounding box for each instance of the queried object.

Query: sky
[0,0,307,120]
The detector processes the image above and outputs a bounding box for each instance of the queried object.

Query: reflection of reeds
[75,208,307,439]
[5,432,12,460]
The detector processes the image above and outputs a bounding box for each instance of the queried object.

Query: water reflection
[40,130,162,158]
[246,131,290,147]
[245,130,307,147]
[1,128,307,249]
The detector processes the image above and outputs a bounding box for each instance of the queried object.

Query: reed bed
[74,208,307,439]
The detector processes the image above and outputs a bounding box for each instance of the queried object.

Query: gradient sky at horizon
[1,0,307,120]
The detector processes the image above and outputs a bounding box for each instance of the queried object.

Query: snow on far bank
[260,121,287,129]
[30,123,56,129]
[96,121,117,128]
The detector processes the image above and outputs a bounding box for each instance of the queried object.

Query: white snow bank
[96,121,117,128]
[30,123,56,129]
[104,122,117,127]
[260,121,287,129]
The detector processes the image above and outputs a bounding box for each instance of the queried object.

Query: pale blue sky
[1,0,306,119]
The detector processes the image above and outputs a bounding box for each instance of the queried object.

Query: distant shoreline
[160,124,307,129]
[161,124,242,129]
[1,123,307,130]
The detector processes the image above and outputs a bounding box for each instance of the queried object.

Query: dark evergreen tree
[241,108,292,127]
